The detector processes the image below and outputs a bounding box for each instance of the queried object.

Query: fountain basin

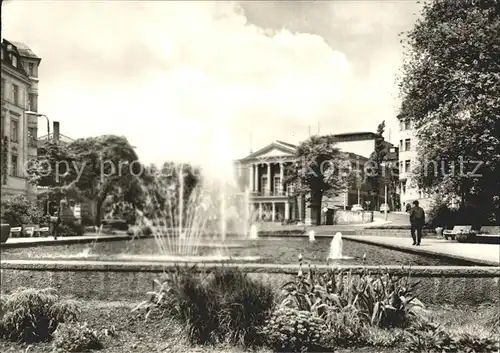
[1,237,491,266]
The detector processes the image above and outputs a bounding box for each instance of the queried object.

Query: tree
[399,0,500,223]
[66,135,142,225]
[1,194,44,226]
[139,162,202,225]
[26,140,81,202]
[365,121,388,209]
[287,135,346,225]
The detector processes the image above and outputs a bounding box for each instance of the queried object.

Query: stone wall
[1,261,498,305]
[334,210,373,225]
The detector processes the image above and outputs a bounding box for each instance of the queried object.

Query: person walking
[409,200,425,246]
[51,207,62,240]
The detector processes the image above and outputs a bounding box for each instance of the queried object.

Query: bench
[443,225,475,240]
[10,227,22,237]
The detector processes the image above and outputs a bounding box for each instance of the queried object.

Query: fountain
[308,230,316,242]
[122,162,260,262]
[327,232,353,261]
[249,224,258,240]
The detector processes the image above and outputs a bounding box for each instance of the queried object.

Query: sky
[2,0,422,176]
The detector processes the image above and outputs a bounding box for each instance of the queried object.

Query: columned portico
[266,162,271,195]
[237,140,298,223]
[253,163,258,192]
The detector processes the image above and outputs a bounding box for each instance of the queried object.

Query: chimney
[53,121,60,143]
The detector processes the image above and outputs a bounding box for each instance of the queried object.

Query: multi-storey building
[1,39,41,200]
[234,132,390,225]
[397,116,431,210]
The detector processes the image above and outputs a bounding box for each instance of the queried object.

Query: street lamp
[381,162,389,221]
[25,111,50,140]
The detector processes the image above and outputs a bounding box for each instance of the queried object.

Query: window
[12,84,19,105]
[274,176,282,195]
[11,55,17,67]
[399,140,403,150]
[10,154,18,177]
[28,93,38,112]
[399,120,405,131]
[405,160,411,173]
[405,119,411,130]
[28,63,35,76]
[402,180,407,194]
[28,127,37,147]
[10,119,19,142]
[261,176,268,195]
[405,138,411,151]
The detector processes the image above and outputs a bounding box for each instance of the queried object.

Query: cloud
[1,0,417,177]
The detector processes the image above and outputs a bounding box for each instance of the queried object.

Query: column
[266,162,271,195]
[272,202,276,222]
[285,201,290,220]
[258,202,263,220]
[248,164,253,191]
[254,163,259,193]
[279,162,284,195]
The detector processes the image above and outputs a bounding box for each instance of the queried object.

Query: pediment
[241,141,296,161]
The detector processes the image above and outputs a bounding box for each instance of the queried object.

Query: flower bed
[1,266,498,353]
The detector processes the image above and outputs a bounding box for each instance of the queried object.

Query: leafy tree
[287,135,345,225]
[66,135,142,225]
[139,162,202,225]
[1,194,44,226]
[399,0,500,223]
[26,140,80,200]
[365,121,387,209]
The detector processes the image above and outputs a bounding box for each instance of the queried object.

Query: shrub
[365,326,406,348]
[0,194,44,227]
[52,322,103,352]
[101,218,128,231]
[262,307,330,353]
[405,318,500,353]
[133,265,275,347]
[280,265,423,330]
[57,223,83,236]
[210,268,275,346]
[0,288,80,343]
[325,306,367,348]
[274,263,424,349]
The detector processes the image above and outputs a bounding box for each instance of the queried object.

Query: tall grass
[133,265,275,347]
[0,288,80,343]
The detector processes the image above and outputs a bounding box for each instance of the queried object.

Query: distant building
[397,116,431,210]
[1,39,41,200]
[234,132,389,225]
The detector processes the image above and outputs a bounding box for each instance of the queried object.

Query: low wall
[1,261,498,305]
[335,210,373,225]
[355,229,435,237]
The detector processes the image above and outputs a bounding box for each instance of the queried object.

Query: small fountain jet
[327,232,353,264]
[249,224,258,240]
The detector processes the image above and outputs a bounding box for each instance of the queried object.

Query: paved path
[343,235,500,265]
[2,233,128,245]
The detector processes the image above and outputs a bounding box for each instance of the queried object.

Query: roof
[7,40,40,59]
[275,140,297,149]
[38,133,75,144]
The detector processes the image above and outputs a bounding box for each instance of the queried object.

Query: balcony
[251,190,289,197]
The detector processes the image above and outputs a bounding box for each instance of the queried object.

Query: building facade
[235,136,375,225]
[397,116,431,210]
[1,39,41,200]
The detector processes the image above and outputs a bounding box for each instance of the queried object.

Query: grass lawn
[1,300,497,353]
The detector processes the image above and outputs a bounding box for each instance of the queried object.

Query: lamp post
[381,162,388,221]
[25,111,50,140]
